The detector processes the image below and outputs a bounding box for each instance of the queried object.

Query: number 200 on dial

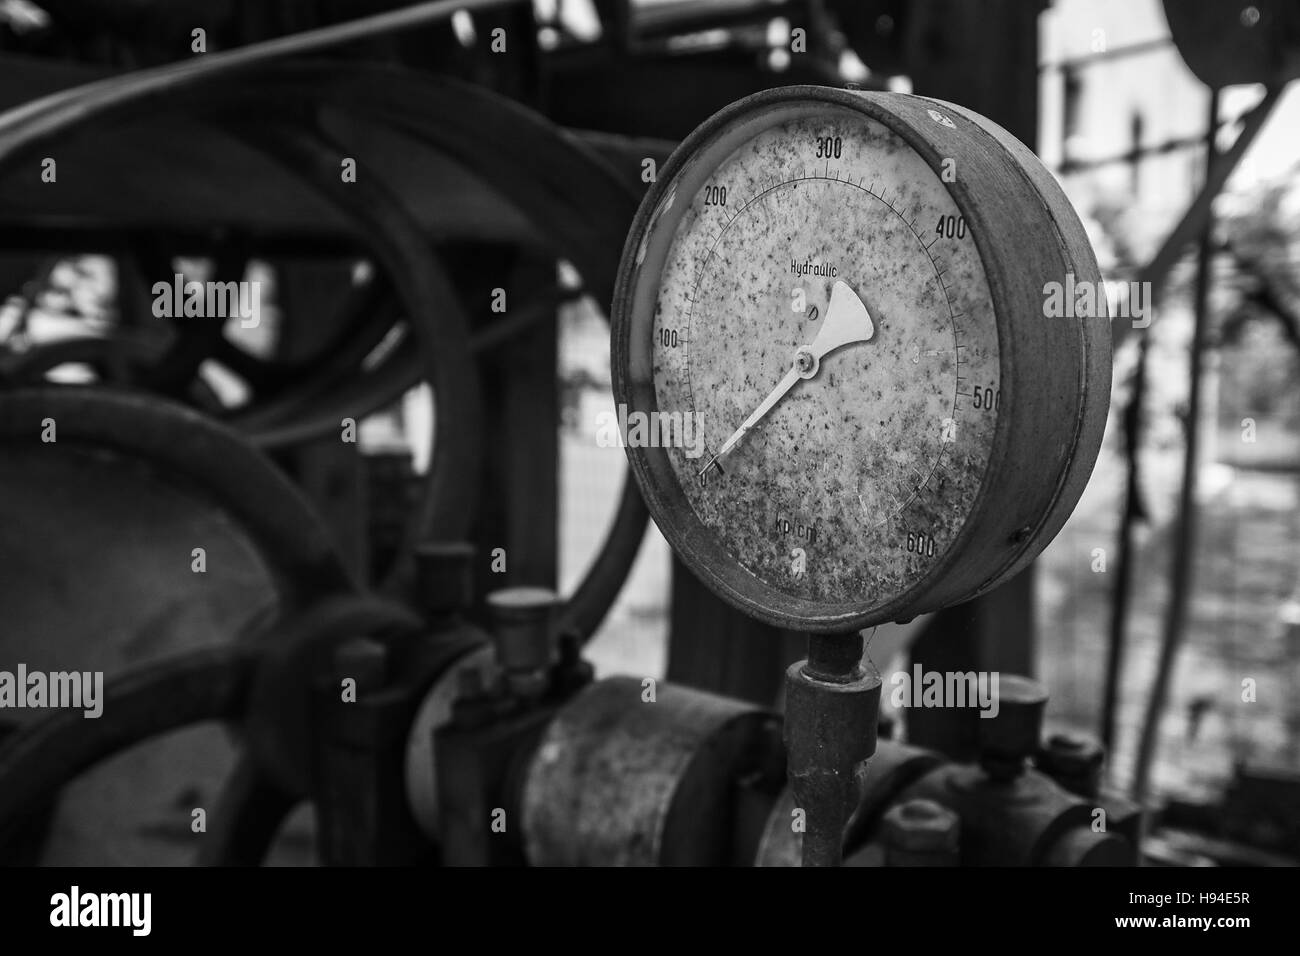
[612,87,1111,633]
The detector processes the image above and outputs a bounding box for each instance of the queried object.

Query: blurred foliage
[1090,168,1300,430]
[1217,172,1300,427]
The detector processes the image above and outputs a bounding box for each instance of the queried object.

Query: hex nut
[881,798,960,853]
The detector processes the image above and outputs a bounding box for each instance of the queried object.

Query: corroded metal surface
[520,676,779,866]
[651,109,997,607]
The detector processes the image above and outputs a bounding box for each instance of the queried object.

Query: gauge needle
[700,279,875,477]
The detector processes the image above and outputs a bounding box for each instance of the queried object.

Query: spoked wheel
[0,62,654,865]
[0,63,649,618]
[0,256,406,437]
[0,387,356,864]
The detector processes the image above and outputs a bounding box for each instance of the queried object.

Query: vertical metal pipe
[1101,333,1148,759]
[800,633,861,868]
[784,631,880,867]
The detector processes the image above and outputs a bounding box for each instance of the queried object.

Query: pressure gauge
[611,86,1111,633]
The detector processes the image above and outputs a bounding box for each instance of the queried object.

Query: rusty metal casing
[520,676,781,866]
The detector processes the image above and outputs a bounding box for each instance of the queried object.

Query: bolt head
[1039,732,1105,775]
[880,798,960,852]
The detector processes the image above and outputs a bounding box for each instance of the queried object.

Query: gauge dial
[613,87,1111,632]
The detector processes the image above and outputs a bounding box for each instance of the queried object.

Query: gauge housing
[611,86,1111,632]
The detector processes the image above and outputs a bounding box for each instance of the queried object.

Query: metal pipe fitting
[783,632,882,867]
[486,587,558,700]
[978,674,1048,782]
[880,798,960,867]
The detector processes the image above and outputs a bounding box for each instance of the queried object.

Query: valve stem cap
[486,587,558,673]
[978,674,1048,776]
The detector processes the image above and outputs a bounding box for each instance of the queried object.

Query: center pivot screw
[794,347,819,378]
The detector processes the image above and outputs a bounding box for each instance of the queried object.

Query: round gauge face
[617,93,1009,630]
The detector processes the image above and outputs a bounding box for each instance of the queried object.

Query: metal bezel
[610,85,1094,633]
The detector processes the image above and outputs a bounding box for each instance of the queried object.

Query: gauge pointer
[699,279,875,478]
